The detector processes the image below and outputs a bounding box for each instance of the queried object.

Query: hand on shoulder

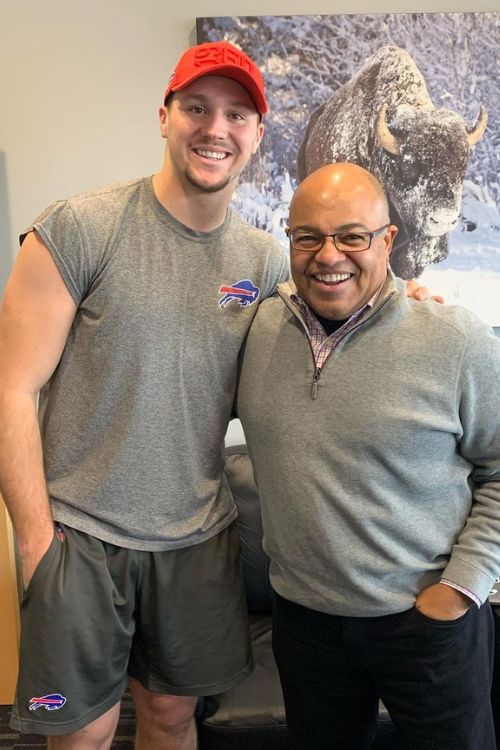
[405,278,444,304]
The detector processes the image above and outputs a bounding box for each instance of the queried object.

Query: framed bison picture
[197,13,500,326]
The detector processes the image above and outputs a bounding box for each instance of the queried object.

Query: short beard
[184,166,234,194]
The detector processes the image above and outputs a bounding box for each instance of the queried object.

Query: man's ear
[251,121,265,155]
[385,224,398,258]
[159,106,169,140]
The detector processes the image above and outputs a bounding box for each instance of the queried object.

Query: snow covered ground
[418,266,500,328]
[419,184,500,326]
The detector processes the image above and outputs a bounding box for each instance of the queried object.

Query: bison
[296,45,488,278]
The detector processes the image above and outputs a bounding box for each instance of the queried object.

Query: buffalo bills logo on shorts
[218,279,260,308]
[29,693,67,712]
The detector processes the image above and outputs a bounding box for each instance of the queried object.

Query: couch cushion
[198,614,287,749]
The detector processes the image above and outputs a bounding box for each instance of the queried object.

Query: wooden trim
[0,496,19,704]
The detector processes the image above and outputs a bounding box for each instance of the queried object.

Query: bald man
[237,163,500,749]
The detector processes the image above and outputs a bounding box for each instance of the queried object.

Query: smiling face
[289,163,397,320]
[159,75,264,196]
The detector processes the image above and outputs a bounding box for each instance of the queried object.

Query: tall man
[237,162,500,749]
[0,41,289,750]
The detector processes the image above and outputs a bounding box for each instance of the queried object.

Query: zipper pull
[311,367,321,400]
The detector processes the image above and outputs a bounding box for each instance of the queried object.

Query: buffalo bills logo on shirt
[218,279,260,308]
[29,693,67,712]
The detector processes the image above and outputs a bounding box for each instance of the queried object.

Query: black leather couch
[197,445,400,749]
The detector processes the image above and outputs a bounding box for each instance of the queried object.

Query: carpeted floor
[0,697,135,749]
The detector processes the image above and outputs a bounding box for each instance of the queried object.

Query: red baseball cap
[164,41,268,116]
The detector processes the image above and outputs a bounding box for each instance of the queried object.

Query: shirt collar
[290,283,384,327]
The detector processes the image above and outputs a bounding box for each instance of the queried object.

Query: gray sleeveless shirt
[27,177,289,549]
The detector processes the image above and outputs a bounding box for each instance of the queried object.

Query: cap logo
[164,41,268,115]
[194,45,253,74]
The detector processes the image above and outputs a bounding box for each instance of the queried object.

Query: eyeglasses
[286,224,390,253]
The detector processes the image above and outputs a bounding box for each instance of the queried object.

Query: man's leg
[272,593,379,750]
[127,523,251,749]
[373,603,495,750]
[46,703,121,750]
[11,526,135,741]
[490,603,500,744]
[130,679,197,750]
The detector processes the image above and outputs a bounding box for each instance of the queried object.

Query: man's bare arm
[0,231,77,586]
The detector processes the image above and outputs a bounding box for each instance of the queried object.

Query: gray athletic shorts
[10,521,252,736]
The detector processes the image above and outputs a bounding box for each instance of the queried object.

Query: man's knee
[130,678,197,729]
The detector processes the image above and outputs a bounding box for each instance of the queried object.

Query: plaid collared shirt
[290,288,381,370]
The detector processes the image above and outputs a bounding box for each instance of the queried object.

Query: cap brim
[168,65,268,115]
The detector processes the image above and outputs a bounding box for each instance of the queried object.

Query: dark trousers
[272,592,495,750]
[491,604,500,745]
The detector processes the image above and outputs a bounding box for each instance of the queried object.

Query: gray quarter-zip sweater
[237,275,500,615]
